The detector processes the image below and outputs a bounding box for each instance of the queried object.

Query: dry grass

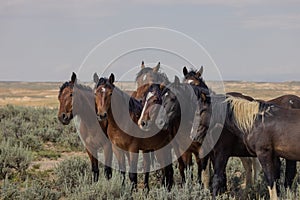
[0,81,300,107]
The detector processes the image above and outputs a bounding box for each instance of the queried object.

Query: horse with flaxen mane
[58,72,112,182]
[226,96,300,200]
[192,93,300,200]
[185,67,298,198]
[94,73,174,191]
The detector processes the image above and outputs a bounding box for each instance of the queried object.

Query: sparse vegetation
[0,81,300,199]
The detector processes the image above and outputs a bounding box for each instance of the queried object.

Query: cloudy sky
[0,0,299,82]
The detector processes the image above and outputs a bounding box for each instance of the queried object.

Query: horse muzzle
[97,112,107,121]
[139,120,151,131]
[58,112,73,125]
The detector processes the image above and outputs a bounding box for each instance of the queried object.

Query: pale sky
[0,0,299,82]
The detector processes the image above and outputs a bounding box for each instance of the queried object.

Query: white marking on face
[187,80,194,84]
[143,74,147,81]
[101,87,106,93]
[138,91,155,125]
[146,91,154,101]
[289,100,294,104]
[165,92,169,97]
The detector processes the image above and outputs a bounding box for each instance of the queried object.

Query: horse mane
[75,82,92,92]
[226,96,260,133]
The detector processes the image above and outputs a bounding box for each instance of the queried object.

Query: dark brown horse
[184,67,298,198]
[226,97,300,200]
[138,76,211,185]
[133,61,191,183]
[58,72,112,182]
[191,92,300,200]
[94,74,174,191]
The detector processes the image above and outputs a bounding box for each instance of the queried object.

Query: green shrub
[0,105,82,151]
[55,156,90,192]
[0,139,32,179]
[1,177,61,200]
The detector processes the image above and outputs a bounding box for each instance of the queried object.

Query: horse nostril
[99,112,107,120]
[141,121,146,127]
[62,113,67,120]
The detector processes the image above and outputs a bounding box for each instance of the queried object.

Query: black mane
[96,77,109,88]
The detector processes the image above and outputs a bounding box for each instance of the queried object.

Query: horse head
[58,72,76,125]
[94,73,115,121]
[138,83,164,131]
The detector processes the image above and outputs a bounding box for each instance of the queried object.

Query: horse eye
[70,93,73,97]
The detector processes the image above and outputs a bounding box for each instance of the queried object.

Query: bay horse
[58,72,112,182]
[138,75,211,185]
[94,73,174,191]
[133,61,200,184]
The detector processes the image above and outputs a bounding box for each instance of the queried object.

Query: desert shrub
[1,177,61,200]
[0,139,33,179]
[55,156,91,192]
[66,174,132,200]
[1,177,20,200]
[0,105,82,151]
[20,134,43,151]
[19,180,61,200]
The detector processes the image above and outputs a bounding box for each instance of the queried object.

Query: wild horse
[184,67,298,197]
[58,72,112,182]
[133,61,204,184]
[94,73,174,191]
[191,91,300,200]
[138,75,211,185]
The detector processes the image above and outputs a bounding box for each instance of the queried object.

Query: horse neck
[73,87,97,127]
[108,87,141,124]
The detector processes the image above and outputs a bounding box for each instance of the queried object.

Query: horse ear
[153,62,160,72]
[109,73,115,84]
[141,61,145,69]
[71,72,76,83]
[196,66,203,78]
[93,73,99,83]
[174,76,180,87]
[183,66,188,76]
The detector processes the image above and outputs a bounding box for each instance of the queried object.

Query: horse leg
[112,146,126,185]
[86,148,99,182]
[273,156,281,195]
[284,159,296,188]
[253,158,261,184]
[129,152,138,191]
[103,142,113,180]
[212,154,229,199]
[257,151,278,200]
[240,157,253,187]
[143,151,150,191]
[201,156,211,189]
[173,145,186,183]
[155,148,173,191]
[182,151,193,181]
